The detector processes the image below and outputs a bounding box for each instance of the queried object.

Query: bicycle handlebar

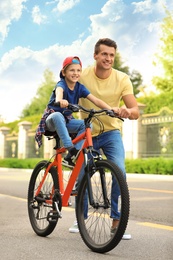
[54,102,124,121]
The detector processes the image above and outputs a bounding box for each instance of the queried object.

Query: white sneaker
[111,227,131,240]
[122,232,131,240]
[69,221,79,233]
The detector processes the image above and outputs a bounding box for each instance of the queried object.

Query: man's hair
[94,38,117,54]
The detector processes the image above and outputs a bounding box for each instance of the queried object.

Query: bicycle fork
[84,150,109,209]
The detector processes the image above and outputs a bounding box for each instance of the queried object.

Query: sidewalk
[0,167,173,181]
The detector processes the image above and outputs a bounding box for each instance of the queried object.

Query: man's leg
[92,130,125,221]
[93,131,131,239]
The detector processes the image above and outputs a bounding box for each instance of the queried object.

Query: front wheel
[76,160,130,253]
[27,160,61,237]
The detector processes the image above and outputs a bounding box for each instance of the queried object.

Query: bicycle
[27,103,130,253]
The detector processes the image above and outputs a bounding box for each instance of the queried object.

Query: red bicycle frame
[35,126,93,207]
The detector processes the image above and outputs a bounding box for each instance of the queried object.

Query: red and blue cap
[60,56,82,78]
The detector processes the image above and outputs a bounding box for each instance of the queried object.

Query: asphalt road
[0,168,173,260]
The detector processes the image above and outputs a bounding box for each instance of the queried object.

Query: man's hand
[112,107,131,119]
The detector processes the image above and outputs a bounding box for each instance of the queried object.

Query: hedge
[125,158,173,175]
[0,157,173,175]
[0,158,42,169]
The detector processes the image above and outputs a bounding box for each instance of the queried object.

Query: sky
[0,0,172,122]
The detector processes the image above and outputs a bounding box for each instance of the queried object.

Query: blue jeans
[77,130,126,220]
[45,112,85,150]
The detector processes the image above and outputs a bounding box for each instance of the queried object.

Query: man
[69,38,139,239]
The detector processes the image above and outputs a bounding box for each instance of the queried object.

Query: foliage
[113,52,129,73]
[130,70,143,97]
[0,114,42,133]
[21,69,56,118]
[113,52,143,97]
[1,158,173,175]
[137,90,173,113]
[125,158,173,175]
[152,9,173,92]
[0,119,21,133]
[0,158,43,169]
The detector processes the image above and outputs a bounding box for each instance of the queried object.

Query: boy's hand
[59,99,69,108]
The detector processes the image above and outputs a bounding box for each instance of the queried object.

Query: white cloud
[148,21,161,33]
[46,0,58,5]
[53,0,80,13]
[0,0,27,43]
[86,0,169,86]
[132,0,153,14]
[0,46,44,121]
[132,0,168,15]
[89,0,126,38]
[32,5,48,25]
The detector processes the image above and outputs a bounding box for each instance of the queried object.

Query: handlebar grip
[54,102,79,112]
[54,101,60,107]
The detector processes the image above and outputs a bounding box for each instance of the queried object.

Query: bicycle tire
[27,160,61,237]
[76,159,130,253]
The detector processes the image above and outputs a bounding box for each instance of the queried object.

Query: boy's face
[94,44,116,70]
[62,64,82,83]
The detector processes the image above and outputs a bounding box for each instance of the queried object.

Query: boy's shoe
[62,158,74,168]
[69,220,79,233]
[110,227,131,240]
[62,147,79,168]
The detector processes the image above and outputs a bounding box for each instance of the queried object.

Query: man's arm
[86,93,112,109]
[119,94,139,120]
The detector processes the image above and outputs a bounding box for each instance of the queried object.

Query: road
[0,168,173,260]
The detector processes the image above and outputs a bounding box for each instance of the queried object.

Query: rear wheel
[27,160,61,237]
[76,160,130,253]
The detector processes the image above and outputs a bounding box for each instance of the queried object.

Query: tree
[152,9,173,92]
[113,52,143,96]
[113,52,129,74]
[21,69,56,117]
[130,70,143,97]
[138,90,173,114]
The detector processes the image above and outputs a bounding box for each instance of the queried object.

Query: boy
[36,56,115,167]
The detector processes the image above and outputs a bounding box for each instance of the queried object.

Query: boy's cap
[62,56,82,69]
[60,56,82,78]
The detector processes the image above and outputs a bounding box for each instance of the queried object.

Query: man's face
[94,44,116,70]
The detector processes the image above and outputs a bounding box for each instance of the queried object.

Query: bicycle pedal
[47,211,60,223]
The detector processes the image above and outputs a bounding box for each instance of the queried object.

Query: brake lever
[107,110,124,121]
